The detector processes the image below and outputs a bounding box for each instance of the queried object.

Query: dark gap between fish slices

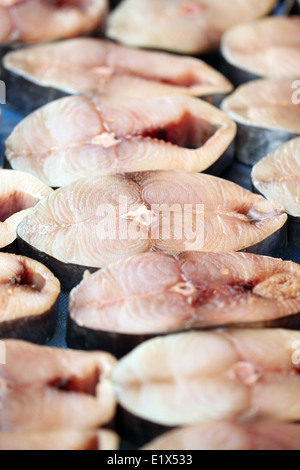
[2,68,68,115]
[17,236,99,291]
[220,59,261,88]
[48,367,100,397]
[136,112,217,150]
[67,309,300,359]
[0,44,23,81]
[0,192,37,223]
[233,123,299,167]
[292,0,300,14]
[0,240,18,254]
[117,407,170,448]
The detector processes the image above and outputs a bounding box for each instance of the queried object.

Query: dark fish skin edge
[2,156,13,170]
[17,236,98,291]
[220,59,261,88]
[67,318,164,359]
[198,50,223,72]
[287,215,300,248]
[204,140,235,176]
[2,68,67,115]
[116,405,172,448]
[243,222,288,258]
[18,219,288,291]
[67,312,300,359]
[234,123,299,167]
[109,0,122,9]
[0,296,59,344]
[0,240,18,254]
[202,92,229,109]
[253,184,300,248]
[0,44,24,81]
[0,46,12,82]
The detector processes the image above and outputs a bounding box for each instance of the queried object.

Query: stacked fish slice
[0,0,300,451]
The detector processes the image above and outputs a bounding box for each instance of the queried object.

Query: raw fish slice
[5,94,236,187]
[252,138,300,247]
[0,429,120,451]
[0,340,117,432]
[107,0,277,55]
[222,79,300,165]
[2,38,233,114]
[0,253,60,343]
[142,422,300,451]
[221,17,300,85]
[68,252,300,356]
[0,169,52,251]
[0,0,108,43]
[16,171,287,290]
[113,329,300,445]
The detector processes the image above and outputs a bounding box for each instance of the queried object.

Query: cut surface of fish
[0,429,120,451]
[16,171,287,290]
[0,0,108,43]
[221,17,300,82]
[142,422,300,451]
[0,340,117,432]
[222,79,300,166]
[2,38,233,110]
[68,252,300,356]
[5,95,236,187]
[0,169,53,250]
[0,253,60,343]
[106,0,278,55]
[252,138,300,247]
[113,329,300,444]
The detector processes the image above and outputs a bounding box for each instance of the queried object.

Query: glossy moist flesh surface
[17,171,287,269]
[69,252,300,334]
[5,95,236,186]
[222,78,300,132]
[0,340,117,432]
[113,329,300,426]
[222,17,300,78]
[3,38,232,97]
[106,0,278,54]
[0,0,108,43]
